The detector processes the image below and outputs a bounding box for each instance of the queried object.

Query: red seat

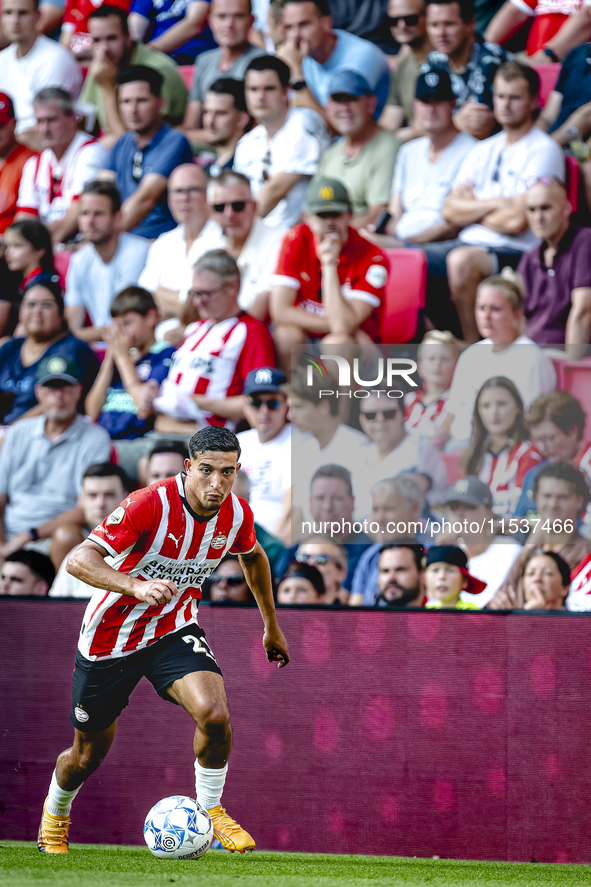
[53,249,71,289]
[179,65,194,90]
[565,154,579,214]
[556,357,591,439]
[381,248,427,344]
[533,63,560,107]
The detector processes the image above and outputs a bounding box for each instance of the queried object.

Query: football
[144,795,213,860]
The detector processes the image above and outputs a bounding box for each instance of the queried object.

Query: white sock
[194,761,228,811]
[46,769,82,816]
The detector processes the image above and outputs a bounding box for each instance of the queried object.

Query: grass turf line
[1,842,589,887]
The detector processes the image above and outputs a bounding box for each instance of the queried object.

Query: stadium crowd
[2,0,591,611]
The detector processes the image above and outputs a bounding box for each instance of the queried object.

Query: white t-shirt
[238,424,291,533]
[138,218,220,297]
[393,132,476,240]
[447,335,557,442]
[234,107,330,229]
[65,232,151,327]
[0,36,82,135]
[353,431,449,517]
[454,125,565,251]
[17,132,107,225]
[461,538,523,608]
[49,546,94,599]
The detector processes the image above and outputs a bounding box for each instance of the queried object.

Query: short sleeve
[392,147,405,196]
[71,142,109,199]
[509,0,537,14]
[130,0,154,17]
[16,155,39,215]
[281,111,328,176]
[519,139,565,189]
[189,54,208,102]
[366,136,399,208]
[138,239,162,291]
[151,133,193,179]
[236,321,277,382]
[230,498,257,553]
[348,245,388,309]
[0,423,18,495]
[453,143,480,188]
[270,229,302,290]
[64,250,86,307]
[88,489,160,558]
[572,234,591,289]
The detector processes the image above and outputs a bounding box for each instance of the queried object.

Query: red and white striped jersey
[155,313,276,430]
[479,440,542,517]
[78,473,257,661]
[404,389,450,438]
[567,551,591,611]
[16,131,107,225]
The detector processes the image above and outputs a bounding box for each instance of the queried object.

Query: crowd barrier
[2,600,591,863]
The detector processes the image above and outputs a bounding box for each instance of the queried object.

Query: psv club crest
[210,535,227,550]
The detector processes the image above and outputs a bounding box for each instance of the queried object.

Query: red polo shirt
[272,224,388,342]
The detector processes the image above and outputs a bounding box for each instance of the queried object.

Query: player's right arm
[67,539,178,606]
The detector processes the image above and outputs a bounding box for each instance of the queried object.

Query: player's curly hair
[188,427,241,461]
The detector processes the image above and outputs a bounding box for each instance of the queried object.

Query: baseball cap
[37,354,83,387]
[327,70,372,100]
[424,545,487,595]
[243,367,286,396]
[415,68,456,103]
[0,93,15,127]
[444,476,493,509]
[305,176,352,215]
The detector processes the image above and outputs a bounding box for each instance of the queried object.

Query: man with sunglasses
[238,367,291,538]
[381,0,432,139]
[103,65,193,240]
[208,554,253,602]
[270,176,388,368]
[518,176,591,349]
[294,541,348,604]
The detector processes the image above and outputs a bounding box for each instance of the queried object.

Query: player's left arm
[239,541,290,668]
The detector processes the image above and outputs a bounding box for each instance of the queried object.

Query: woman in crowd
[0,279,99,426]
[277,562,325,605]
[206,555,254,604]
[446,270,557,445]
[521,550,570,610]
[404,330,462,449]
[2,220,58,338]
[462,376,543,517]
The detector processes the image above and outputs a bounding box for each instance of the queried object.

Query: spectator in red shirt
[461,375,543,517]
[404,329,461,448]
[485,0,584,60]
[0,93,37,236]
[270,176,388,368]
[60,0,131,58]
[153,249,277,435]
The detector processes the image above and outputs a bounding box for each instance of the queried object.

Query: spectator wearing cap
[270,177,388,367]
[314,70,401,230]
[200,79,252,177]
[374,542,425,608]
[64,181,150,343]
[181,0,266,145]
[80,5,188,137]
[0,278,99,425]
[277,0,391,123]
[15,87,107,246]
[277,560,325,604]
[0,0,82,151]
[0,353,111,560]
[430,61,565,343]
[439,475,522,608]
[366,69,476,273]
[152,249,277,436]
[518,177,591,349]
[424,545,485,609]
[0,93,36,237]
[0,549,55,596]
[238,367,291,539]
[423,0,509,141]
[381,0,431,139]
[234,55,330,230]
[102,65,193,240]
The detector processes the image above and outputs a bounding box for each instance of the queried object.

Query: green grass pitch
[1,842,590,887]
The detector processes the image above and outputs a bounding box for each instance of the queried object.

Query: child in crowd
[404,330,462,448]
[461,376,543,518]
[277,562,325,605]
[424,546,485,610]
[85,286,175,446]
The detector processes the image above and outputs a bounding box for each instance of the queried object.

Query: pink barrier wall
[2,601,591,863]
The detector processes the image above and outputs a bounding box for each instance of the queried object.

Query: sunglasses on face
[361,409,399,421]
[249,398,281,410]
[296,553,335,566]
[209,573,244,586]
[388,13,422,26]
[211,201,249,213]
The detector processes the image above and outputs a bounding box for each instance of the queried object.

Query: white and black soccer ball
[144,795,213,860]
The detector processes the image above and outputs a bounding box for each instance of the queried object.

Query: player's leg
[39,723,117,854]
[149,625,255,853]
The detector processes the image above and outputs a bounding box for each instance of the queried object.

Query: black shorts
[71,624,222,733]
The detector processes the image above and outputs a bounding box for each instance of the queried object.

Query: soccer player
[37,426,290,855]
